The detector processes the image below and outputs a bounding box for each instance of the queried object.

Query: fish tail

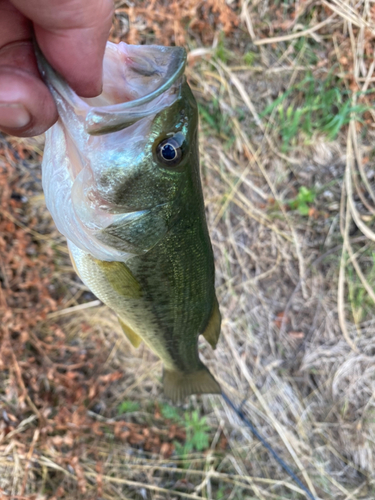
[163,367,221,403]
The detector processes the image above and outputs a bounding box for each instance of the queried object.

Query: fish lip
[35,41,187,136]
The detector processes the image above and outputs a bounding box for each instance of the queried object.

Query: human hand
[0,0,113,137]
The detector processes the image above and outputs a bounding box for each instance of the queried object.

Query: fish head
[92,78,198,211]
[40,42,199,260]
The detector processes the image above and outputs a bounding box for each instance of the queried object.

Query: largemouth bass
[39,42,221,402]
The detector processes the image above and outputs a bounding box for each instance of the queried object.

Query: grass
[261,71,368,151]
[198,99,236,143]
[347,251,375,324]
[160,405,212,456]
[1,0,375,499]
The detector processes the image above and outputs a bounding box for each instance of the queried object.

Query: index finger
[10,0,114,97]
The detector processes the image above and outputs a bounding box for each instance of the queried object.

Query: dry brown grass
[1,0,375,499]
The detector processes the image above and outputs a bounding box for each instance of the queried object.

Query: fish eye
[161,143,177,161]
[156,135,184,167]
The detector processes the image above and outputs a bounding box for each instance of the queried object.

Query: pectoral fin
[68,248,81,278]
[97,204,170,254]
[92,259,142,299]
[118,317,142,348]
[201,298,221,350]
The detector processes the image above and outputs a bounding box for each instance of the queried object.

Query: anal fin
[163,367,221,403]
[118,317,142,348]
[201,297,221,350]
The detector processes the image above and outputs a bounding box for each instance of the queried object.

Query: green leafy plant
[288,186,316,215]
[183,410,211,452]
[160,404,211,457]
[160,403,181,422]
[117,400,140,414]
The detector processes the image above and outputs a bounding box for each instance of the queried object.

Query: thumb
[10,0,114,97]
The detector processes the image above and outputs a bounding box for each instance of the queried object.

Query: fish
[38,41,221,402]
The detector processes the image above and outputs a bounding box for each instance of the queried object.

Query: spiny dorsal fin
[201,297,221,350]
[92,259,142,299]
[118,317,143,348]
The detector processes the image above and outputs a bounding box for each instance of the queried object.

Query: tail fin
[163,368,221,403]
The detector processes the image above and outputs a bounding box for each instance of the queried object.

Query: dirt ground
[1,1,375,499]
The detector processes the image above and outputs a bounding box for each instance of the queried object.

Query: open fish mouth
[37,43,186,135]
[85,45,186,135]
[39,42,188,262]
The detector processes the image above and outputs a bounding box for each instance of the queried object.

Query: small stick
[253,14,336,45]
[20,428,40,495]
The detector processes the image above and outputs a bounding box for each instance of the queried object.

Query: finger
[0,1,57,136]
[10,0,114,97]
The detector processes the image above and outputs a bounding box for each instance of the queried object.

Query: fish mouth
[36,42,186,135]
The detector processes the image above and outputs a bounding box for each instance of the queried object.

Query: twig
[8,339,43,421]
[83,472,208,500]
[20,429,40,495]
[338,131,358,353]
[47,300,102,319]
[254,14,337,45]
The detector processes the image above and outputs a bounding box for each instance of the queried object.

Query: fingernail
[0,102,31,129]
